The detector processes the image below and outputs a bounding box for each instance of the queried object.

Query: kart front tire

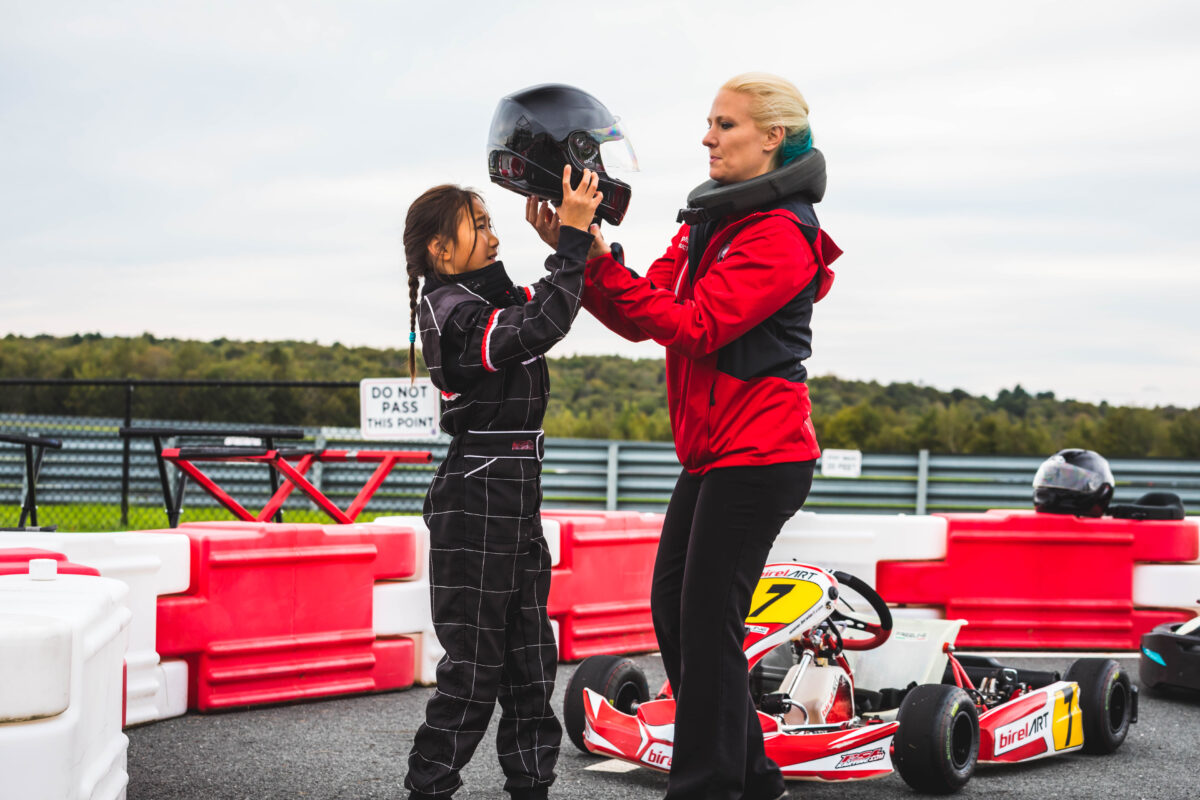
[894,684,978,794]
[563,655,649,754]
[1065,657,1132,754]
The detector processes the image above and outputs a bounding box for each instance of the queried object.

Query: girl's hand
[557,165,603,231]
[587,223,611,260]
[525,195,560,249]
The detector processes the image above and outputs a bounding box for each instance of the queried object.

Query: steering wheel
[829,570,893,651]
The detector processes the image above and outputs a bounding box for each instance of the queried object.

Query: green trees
[1,334,1197,457]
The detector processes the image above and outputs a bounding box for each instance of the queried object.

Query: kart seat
[1177,615,1200,637]
[845,617,967,695]
[1108,491,1186,520]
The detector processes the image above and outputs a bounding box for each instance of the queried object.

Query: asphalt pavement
[127,654,1200,800]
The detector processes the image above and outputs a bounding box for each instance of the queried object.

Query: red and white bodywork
[582,692,899,782]
[979,681,1083,762]
[572,560,1102,788]
[580,563,900,782]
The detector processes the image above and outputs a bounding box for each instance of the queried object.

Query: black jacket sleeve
[425,226,592,387]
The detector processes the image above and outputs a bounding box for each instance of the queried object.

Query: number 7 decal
[750,583,794,618]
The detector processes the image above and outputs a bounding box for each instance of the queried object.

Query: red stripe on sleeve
[482,309,500,372]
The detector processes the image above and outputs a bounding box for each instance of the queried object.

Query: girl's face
[434,200,499,274]
[702,89,783,184]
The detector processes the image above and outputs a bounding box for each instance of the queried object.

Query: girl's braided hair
[401,184,484,383]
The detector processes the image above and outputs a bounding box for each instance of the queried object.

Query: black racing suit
[404,226,592,800]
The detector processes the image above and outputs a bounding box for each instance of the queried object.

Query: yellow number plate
[746,578,825,625]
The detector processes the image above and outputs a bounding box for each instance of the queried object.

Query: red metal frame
[161,448,432,524]
[943,644,977,694]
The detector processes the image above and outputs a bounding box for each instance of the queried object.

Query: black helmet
[487,84,636,225]
[1032,448,1115,517]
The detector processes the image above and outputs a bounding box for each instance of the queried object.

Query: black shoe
[508,788,549,800]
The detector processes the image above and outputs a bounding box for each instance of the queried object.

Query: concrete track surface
[128,655,1199,800]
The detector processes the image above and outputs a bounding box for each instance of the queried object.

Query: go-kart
[564,562,1137,793]
[1140,613,1200,694]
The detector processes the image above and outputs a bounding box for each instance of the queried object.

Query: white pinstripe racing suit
[404,225,592,800]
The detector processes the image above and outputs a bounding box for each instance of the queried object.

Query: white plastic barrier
[0,561,132,800]
[150,659,189,724]
[767,512,948,587]
[371,516,562,684]
[371,517,439,684]
[1132,519,1200,610]
[544,518,561,568]
[374,576,431,643]
[889,606,946,620]
[0,530,190,726]
[1133,562,1200,610]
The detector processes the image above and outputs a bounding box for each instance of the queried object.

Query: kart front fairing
[581,690,899,782]
[577,563,899,781]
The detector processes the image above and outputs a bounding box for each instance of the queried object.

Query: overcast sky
[2,1,1198,407]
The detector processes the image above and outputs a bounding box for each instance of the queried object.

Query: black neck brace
[446,261,526,308]
[677,148,827,225]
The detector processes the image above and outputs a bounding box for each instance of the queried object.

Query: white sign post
[820,448,863,479]
[359,378,441,440]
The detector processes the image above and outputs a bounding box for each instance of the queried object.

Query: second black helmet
[1032,448,1115,518]
[488,84,636,225]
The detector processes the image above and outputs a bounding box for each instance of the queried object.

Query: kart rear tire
[1065,657,1132,754]
[894,684,978,794]
[563,655,649,755]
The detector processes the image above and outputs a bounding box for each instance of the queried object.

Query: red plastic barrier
[877,510,1199,650]
[153,521,417,710]
[0,547,101,576]
[544,511,664,660]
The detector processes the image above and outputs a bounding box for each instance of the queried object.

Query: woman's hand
[587,223,612,260]
[557,165,603,231]
[525,195,560,249]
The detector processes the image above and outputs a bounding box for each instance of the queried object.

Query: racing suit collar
[425,261,525,308]
[452,260,525,307]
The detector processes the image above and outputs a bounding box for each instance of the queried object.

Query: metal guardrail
[1,413,1197,531]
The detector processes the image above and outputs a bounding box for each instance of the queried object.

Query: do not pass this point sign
[360,378,441,439]
[820,448,863,479]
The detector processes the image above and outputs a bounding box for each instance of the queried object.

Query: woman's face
[435,200,499,275]
[702,89,783,184]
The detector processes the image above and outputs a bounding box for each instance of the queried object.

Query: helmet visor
[571,118,639,174]
[1033,458,1103,493]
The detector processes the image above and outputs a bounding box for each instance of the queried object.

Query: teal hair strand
[780,128,813,165]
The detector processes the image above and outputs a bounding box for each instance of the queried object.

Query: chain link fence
[3,380,1198,532]
[0,379,437,532]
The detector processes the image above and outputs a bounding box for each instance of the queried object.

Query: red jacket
[583,202,841,473]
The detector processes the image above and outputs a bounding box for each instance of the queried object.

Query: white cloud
[1,0,1198,406]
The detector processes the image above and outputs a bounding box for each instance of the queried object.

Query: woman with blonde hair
[531,72,842,800]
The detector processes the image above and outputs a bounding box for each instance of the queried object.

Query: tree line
[2,333,1197,457]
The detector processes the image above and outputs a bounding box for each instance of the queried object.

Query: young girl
[402,166,602,800]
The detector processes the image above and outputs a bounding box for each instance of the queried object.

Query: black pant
[653,461,815,800]
[405,432,561,799]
